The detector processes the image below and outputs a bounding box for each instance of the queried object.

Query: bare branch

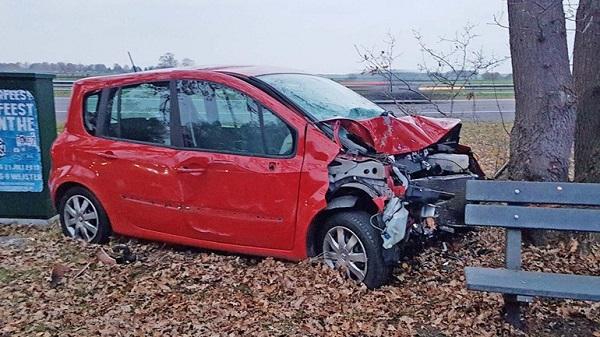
[354,38,448,116]
[415,24,509,115]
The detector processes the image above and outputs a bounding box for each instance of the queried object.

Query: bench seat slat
[465,267,600,301]
[466,180,600,206]
[465,204,600,232]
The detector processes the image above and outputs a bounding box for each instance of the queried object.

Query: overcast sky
[1,1,519,74]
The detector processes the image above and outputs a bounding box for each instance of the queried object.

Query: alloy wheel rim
[322,226,368,282]
[63,195,99,242]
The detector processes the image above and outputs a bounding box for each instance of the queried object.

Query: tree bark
[573,0,600,251]
[574,0,600,182]
[506,0,575,245]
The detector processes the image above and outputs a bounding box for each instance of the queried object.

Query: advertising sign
[0,89,43,192]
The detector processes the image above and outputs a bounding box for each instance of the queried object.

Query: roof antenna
[127,51,139,72]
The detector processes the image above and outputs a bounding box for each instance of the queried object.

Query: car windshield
[257,73,385,121]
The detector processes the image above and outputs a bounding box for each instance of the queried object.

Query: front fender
[325,195,359,210]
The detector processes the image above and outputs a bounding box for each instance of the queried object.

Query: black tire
[319,210,393,289]
[58,186,111,244]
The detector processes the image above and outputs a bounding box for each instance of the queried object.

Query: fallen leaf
[96,247,117,266]
[50,263,70,287]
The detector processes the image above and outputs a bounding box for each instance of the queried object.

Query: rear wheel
[319,211,392,288]
[58,187,111,244]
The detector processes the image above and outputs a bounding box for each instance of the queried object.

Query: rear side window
[176,80,294,156]
[83,92,100,135]
[106,82,171,145]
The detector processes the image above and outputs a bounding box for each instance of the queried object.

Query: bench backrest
[465,180,600,233]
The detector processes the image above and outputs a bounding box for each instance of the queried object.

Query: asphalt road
[379,99,515,122]
[54,96,515,124]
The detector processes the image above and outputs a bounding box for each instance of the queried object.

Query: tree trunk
[506,0,575,245]
[574,0,600,182]
[573,0,600,251]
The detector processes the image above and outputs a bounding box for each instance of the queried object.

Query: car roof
[198,65,307,77]
[73,65,308,86]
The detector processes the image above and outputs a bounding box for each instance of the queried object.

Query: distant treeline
[0,62,132,77]
[0,53,193,77]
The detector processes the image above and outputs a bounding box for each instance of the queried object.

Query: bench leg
[503,229,524,329]
[503,294,523,329]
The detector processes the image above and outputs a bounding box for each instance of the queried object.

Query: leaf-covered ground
[1,122,599,337]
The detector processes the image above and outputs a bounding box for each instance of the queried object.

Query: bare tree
[506,0,575,245]
[355,25,506,116]
[181,58,196,67]
[355,33,435,116]
[415,24,508,115]
[157,52,179,68]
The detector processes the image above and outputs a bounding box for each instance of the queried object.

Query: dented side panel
[291,124,341,258]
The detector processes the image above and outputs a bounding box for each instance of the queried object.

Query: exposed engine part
[380,197,409,249]
[328,157,394,198]
[412,218,436,238]
[424,217,437,232]
[420,204,437,218]
[394,149,475,178]
[426,153,469,174]
[329,158,386,182]
[410,204,438,238]
[392,166,409,187]
[393,152,429,174]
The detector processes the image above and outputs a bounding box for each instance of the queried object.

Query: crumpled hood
[323,115,461,155]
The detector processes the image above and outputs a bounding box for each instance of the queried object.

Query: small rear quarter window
[84,92,100,135]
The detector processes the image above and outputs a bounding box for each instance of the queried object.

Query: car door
[91,81,185,235]
[171,76,306,250]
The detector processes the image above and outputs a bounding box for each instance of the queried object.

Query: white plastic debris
[381,198,409,249]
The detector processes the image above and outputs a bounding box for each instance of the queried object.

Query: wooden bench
[463,180,600,327]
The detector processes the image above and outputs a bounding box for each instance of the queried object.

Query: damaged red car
[50,66,484,288]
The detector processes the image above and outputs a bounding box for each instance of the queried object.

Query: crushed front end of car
[323,113,484,263]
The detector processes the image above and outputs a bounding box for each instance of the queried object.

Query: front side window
[257,73,385,121]
[106,82,171,145]
[176,80,294,156]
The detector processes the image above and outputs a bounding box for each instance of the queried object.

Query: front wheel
[319,211,393,288]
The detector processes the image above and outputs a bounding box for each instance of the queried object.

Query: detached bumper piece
[411,173,478,227]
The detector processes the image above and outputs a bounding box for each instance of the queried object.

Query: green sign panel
[0,72,57,219]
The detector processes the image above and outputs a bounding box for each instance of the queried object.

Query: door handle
[211,159,233,165]
[175,167,206,174]
[96,151,118,160]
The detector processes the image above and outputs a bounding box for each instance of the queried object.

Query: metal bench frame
[464,180,600,327]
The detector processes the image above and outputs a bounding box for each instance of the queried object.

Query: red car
[50,66,483,288]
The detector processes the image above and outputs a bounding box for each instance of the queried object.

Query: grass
[54,90,72,97]
[0,266,12,283]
